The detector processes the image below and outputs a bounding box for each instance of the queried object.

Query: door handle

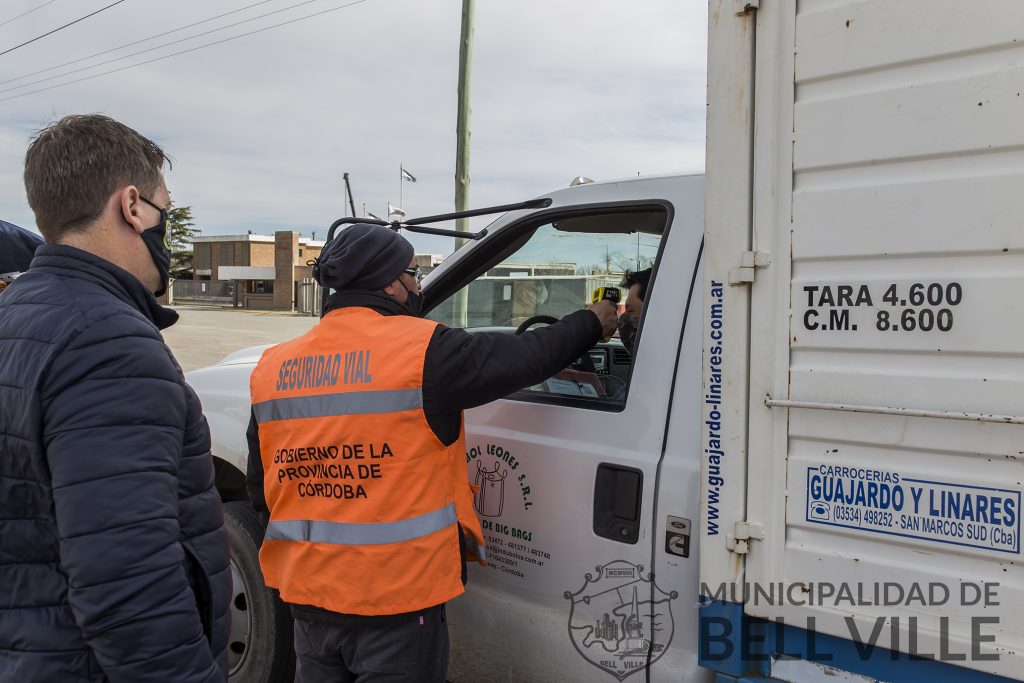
[593,463,642,544]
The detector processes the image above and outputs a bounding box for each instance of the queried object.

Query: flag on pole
[364,209,383,221]
[388,203,406,219]
[401,168,417,183]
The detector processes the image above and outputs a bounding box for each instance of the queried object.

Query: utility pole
[452,0,475,326]
[342,172,357,217]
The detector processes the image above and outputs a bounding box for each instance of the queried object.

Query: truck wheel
[223,501,295,682]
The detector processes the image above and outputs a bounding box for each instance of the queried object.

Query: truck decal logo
[473,460,507,517]
[467,442,533,517]
[805,464,1020,555]
[564,560,678,680]
[467,442,549,579]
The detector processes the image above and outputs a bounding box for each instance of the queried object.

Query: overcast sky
[0,0,707,255]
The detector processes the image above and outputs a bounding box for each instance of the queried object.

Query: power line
[0,0,128,57]
[1,0,329,94]
[0,0,276,87]
[0,0,371,102]
[0,0,62,28]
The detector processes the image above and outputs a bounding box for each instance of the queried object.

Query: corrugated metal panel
[744,0,1024,678]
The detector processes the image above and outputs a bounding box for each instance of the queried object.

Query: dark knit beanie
[312,223,414,290]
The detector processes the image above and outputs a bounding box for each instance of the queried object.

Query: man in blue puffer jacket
[0,114,230,681]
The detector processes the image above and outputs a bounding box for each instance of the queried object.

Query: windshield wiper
[325,197,552,242]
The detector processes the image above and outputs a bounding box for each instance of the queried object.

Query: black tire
[223,501,295,682]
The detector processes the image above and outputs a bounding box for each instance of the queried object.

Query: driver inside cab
[617,267,651,355]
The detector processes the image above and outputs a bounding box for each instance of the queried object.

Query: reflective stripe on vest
[253,387,422,423]
[267,503,456,546]
[463,535,488,562]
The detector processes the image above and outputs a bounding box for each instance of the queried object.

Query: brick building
[190,231,324,310]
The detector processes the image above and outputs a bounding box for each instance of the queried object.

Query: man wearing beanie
[246,223,617,682]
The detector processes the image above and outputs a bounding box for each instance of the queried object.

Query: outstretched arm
[424,308,604,413]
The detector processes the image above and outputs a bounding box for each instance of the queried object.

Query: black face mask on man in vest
[138,196,171,297]
[402,281,424,317]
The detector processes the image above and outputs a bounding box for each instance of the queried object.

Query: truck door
[421,177,707,682]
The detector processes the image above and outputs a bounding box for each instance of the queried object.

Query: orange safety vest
[249,307,487,616]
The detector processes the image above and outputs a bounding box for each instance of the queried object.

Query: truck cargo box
[701,1,1024,680]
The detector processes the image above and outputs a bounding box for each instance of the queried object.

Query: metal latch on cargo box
[728,251,770,285]
[736,0,759,15]
[726,521,765,555]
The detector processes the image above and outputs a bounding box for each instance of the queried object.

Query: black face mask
[138,196,171,297]
[402,281,423,317]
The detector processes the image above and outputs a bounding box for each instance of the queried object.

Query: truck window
[428,209,665,406]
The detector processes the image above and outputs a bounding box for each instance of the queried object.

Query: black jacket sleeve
[245,409,269,530]
[41,312,221,683]
[422,308,602,444]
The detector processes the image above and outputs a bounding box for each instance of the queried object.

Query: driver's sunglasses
[139,195,171,249]
[403,265,423,282]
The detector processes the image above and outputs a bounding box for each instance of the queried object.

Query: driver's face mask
[617,312,639,353]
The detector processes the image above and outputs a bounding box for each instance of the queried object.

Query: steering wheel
[514,314,598,374]
[514,315,559,335]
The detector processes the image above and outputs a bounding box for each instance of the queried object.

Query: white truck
[187,1,1024,680]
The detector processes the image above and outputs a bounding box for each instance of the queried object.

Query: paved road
[163,306,317,373]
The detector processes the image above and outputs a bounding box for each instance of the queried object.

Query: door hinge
[736,0,760,15]
[728,251,770,285]
[726,521,765,554]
